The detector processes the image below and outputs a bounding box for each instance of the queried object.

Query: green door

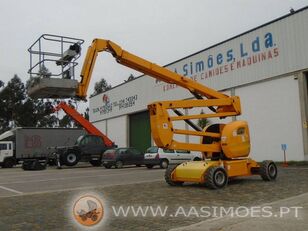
[129,111,151,152]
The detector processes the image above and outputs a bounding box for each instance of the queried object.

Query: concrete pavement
[0,165,164,197]
[170,192,308,231]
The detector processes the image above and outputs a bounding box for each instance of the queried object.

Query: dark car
[101,147,144,168]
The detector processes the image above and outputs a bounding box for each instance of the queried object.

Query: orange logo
[73,195,104,227]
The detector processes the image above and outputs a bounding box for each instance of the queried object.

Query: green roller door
[129,111,151,152]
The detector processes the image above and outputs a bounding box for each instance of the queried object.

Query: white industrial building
[90,7,308,161]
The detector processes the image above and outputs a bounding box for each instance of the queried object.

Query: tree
[91,78,111,97]
[38,64,52,78]
[0,73,94,132]
[0,74,60,132]
[0,75,26,130]
[197,110,211,129]
[59,114,73,128]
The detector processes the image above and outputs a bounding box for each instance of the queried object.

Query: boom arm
[77,39,242,152]
[78,39,229,101]
[54,102,114,147]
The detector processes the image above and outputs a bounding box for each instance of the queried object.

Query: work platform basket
[27,34,84,99]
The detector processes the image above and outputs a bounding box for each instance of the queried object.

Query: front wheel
[160,159,169,169]
[165,165,183,186]
[146,164,154,169]
[115,161,123,169]
[2,158,15,168]
[103,164,112,169]
[260,160,277,181]
[205,166,228,189]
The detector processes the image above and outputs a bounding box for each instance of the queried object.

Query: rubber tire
[89,160,102,167]
[165,164,183,186]
[205,166,228,189]
[63,152,79,166]
[22,160,46,171]
[103,164,112,169]
[193,157,201,161]
[260,160,278,181]
[146,164,154,169]
[2,158,15,168]
[160,159,169,169]
[115,161,123,169]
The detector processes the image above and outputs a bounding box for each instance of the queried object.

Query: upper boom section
[77,39,228,101]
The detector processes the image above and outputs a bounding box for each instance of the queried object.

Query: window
[146,147,158,153]
[87,136,98,145]
[129,148,142,155]
[95,137,105,146]
[79,137,89,145]
[8,143,12,150]
[118,148,128,155]
[76,136,84,145]
[176,150,190,154]
[0,143,7,150]
[104,149,116,154]
[163,149,174,153]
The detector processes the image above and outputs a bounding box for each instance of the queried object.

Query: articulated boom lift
[28,35,277,188]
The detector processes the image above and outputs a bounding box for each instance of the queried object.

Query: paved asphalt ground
[0,165,164,197]
[0,164,307,231]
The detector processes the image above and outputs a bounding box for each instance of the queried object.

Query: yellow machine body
[221,120,250,158]
[172,159,259,183]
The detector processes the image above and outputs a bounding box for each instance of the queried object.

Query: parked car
[101,147,144,169]
[144,146,202,169]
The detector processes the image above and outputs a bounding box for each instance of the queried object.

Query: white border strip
[0,185,23,194]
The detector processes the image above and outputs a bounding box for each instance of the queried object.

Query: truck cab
[0,141,15,168]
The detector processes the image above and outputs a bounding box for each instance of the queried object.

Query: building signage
[92,94,138,115]
[157,32,279,92]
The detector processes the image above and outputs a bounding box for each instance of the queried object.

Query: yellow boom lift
[28,35,277,189]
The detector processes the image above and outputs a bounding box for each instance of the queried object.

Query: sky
[0,0,307,103]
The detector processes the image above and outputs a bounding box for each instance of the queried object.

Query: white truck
[0,127,85,168]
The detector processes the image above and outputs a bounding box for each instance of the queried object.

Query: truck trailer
[0,127,85,168]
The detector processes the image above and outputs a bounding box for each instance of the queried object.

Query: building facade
[90,7,308,161]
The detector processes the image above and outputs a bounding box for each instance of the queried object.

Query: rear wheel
[146,164,154,169]
[165,164,183,186]
[103,164,112,169]
[2,158,15,168]
[205,166,228,189]
[160,159,169,169]
[115,161,123,169]
[89,160,102,167]
[260,160,277,181]
[62,152,79,166]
